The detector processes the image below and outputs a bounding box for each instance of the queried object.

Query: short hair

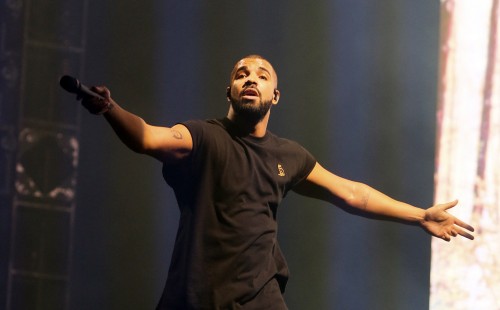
[230,55,278,87]
[242,54,267,61]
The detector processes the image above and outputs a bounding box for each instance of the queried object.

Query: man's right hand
[81,86,113,115]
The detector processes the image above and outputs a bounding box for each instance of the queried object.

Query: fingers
[441,233,451,242]
[82,86,113,115]
[453,220,474,240]
[452,213,475,240]
[435,199,475,241]
[440,225,474,242]
[455,226,474,240]
[454,217,475,233]
[91,86,111,100]
[441,199,459,210]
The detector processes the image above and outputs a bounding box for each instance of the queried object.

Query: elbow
[346,182,371,211]
[126,141,149,154]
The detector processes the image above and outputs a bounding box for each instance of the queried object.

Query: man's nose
[243,76,257,86]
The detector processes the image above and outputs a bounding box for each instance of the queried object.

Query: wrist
[100,100,115,115]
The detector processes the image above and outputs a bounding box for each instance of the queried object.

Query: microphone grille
[59,75,80,93]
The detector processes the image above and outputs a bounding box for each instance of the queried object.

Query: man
[82,55,474,309]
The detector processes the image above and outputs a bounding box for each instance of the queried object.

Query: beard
[229,96,273,123]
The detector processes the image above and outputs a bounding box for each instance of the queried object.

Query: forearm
[102,100,151,154]
[301,163,474,240]
[82,86,192,162]
[349,182,425,223]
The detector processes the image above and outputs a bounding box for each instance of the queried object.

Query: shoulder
[267,131,311,153]
[178,119,227,141]
[180,118,227,135]
[177,118,231,155]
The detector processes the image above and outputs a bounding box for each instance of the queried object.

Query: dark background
[1,1,440,309]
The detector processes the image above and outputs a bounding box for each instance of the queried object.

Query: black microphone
[59,75,105,100]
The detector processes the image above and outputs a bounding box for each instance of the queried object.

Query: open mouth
[241,88,259,97]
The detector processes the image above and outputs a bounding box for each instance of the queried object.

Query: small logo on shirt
[277,164,286,177]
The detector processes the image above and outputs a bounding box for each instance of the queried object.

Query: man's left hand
[420,200,475,241]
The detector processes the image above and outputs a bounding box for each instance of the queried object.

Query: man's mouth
[241,88,259,98]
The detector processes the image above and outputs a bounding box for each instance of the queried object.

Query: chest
[204,136,298,201]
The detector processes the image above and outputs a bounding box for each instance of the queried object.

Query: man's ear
[272,89,280,104]
[226,86,231,101]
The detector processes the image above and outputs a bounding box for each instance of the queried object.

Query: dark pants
[236,278,288,310]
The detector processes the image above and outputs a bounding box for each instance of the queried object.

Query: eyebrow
[235,66,272,76]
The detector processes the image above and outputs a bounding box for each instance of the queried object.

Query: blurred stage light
[431,1,500,309]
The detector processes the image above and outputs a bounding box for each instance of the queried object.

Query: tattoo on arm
[171,129,183,140]
[361,189,371,210]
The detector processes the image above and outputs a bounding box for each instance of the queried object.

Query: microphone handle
[77,83,105,100]
[59,75,105,100]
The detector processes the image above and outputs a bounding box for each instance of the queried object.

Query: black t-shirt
[158,118,316,309]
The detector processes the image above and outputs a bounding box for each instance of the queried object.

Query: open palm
[421,200,475,241]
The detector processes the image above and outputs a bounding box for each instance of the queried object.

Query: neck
[226,107,270,138]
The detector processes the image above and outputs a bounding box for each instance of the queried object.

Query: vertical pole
[4,1,88,309]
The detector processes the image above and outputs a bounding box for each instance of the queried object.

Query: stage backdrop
[1,0,441,309]
[431,1,500,309]
[73,1,439,309]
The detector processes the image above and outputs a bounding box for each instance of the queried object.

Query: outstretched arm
[82,86,192,162]
[293,162,474,241]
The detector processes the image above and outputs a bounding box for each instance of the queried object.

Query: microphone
[59,75,105,100]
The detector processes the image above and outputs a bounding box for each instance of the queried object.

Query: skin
[225,57,280,137]
[87,56,475,242]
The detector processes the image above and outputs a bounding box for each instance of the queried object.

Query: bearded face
[228,91,274,123]
[227,57,279,123]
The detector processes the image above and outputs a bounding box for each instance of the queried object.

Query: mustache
[240,86,260,97]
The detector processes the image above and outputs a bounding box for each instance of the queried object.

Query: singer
[78,55,475,309]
